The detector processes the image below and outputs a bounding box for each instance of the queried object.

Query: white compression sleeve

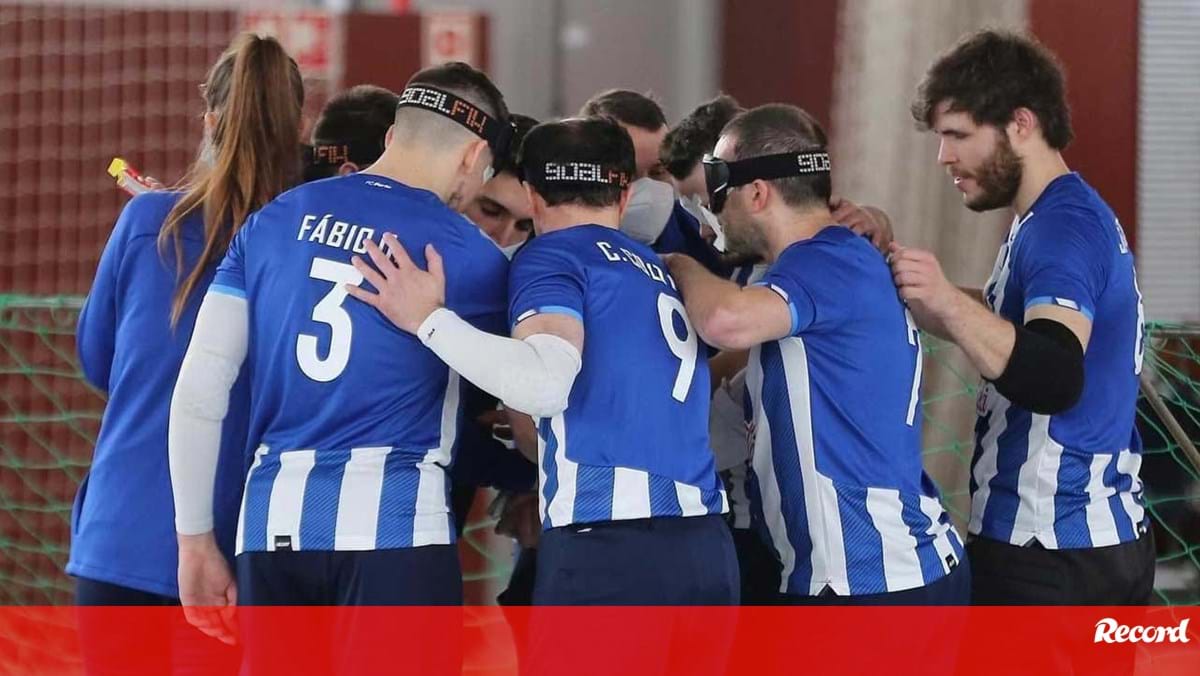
[168,292,248,535]
[418,308,581,419]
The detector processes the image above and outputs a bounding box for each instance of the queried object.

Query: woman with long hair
[69,33,304,671]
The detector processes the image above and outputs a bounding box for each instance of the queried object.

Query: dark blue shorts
[237,547,463,675]
[74,577,241,676]
[533,513,740,605]
[235,545,462,605]
[526,515,740,676]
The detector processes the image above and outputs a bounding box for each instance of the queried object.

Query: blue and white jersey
[746,226,963,597]
[712,263,766,531]
[508,225,727,530]
[210,174,509,553]
[972,173,1147,549]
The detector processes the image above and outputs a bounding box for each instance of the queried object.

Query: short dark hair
[307,85,398,179]
[519,117,636,208]
[396,61,508,141]
[579,89,667,131]
[660,94,742,180]
[912,30,1073,150]
[494,113,539,177]
[723,104,831,209]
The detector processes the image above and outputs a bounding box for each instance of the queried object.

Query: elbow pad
[499,334,581,418]
[990,318,1085,415]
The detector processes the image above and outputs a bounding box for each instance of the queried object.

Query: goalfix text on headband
[397,85,514,166]
[702,151,831,214]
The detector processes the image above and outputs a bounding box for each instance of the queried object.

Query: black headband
[523,161,631,189]
[724,151,831,188]
[305,141,383,169]
[396,85,513,159]
[703,150,831,214]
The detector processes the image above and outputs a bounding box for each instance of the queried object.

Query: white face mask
[499,240,523,260]
[618,177,676,244]
[679,195,726,251]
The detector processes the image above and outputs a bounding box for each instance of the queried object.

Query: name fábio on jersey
[297,213,376,254]
[595,241,676,290]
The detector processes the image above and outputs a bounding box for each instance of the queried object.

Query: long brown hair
[159,33,304,325]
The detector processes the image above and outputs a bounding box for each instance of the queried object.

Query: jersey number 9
[657,293,698,403]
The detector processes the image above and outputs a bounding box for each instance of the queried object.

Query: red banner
[0,606,1196,675]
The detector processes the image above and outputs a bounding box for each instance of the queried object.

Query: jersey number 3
[297,257,363,382]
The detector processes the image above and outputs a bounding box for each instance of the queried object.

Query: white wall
[411,0,718,122]
[1139,0,1200,324]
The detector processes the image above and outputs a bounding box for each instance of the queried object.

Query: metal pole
[1140,369,1200,477]
[549,0,565,117]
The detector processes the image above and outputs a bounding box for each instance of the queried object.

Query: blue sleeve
[507,239,586,329]
[752,246,826,336]
[445,236,509,336]
[654,204,728,276]
[76,199,139,392]
[210,224,248,299]
[1016,209,1108,321]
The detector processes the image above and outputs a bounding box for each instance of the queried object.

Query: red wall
[719,0,1140,251]
[1030,0,1139,249]
[719,0,838,131]
[340,13,490,94]
[341,13,422,92]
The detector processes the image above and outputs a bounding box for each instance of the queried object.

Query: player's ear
[1009,107,1038,145]
[384,124,395,148]
[462,138,489,177]
[615,184,633,221]
[337,162,360,177]
[524,183,547,229]
[748,178,771,213]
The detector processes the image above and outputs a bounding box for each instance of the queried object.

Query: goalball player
[345,116,739,606]
[167,62,510,670]
[897,30,1152,605]
[668,104,968,605]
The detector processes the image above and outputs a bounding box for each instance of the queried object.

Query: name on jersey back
[298,213,376,254]
[595,241,677,290]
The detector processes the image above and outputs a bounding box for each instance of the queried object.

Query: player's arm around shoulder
[346,233,584,419]
[665,253,793,351]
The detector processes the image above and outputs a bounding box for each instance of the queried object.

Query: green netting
[1,293,1198,605]
[920,325,1200,605]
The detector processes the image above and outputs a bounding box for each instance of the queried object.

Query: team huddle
[69,26,1152,673]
